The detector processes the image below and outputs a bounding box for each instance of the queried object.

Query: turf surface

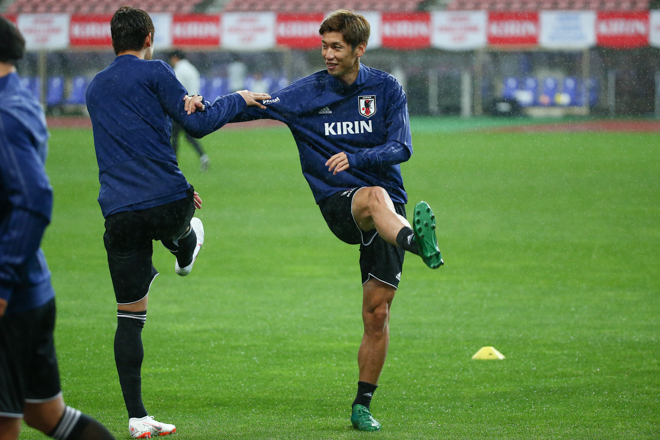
[18,119,660,439]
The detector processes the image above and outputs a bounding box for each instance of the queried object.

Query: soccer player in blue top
[0,16,116,440]
[85,7,269,438]
[196,9,443,431]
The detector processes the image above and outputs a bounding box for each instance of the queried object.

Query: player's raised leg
[351,187,443,269]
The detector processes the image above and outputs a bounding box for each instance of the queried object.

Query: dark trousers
[171,122,205,158]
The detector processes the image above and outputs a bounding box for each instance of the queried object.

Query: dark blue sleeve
[228,88,294,124]
[345,79,413,170]
[153,62,249,138]
[229,104,271,123]
[0,113,52,303]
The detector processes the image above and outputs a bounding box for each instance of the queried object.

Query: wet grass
[21,122,660,439]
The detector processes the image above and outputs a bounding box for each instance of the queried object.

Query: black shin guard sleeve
[115,311,148,419]
[176,227,197,267]
[49,406,115,440]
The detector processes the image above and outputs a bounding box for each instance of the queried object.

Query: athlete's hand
[183,95,205,114]
[326,152,350,175]
[236,90,271,110]
[194,191,202,210]
[0,298,7,319]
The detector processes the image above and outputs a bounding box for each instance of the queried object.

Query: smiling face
[321,31,365,85]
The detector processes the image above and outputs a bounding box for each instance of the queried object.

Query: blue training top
[86,54,247,217]
[231,64,412,205]
[0,72,55,315]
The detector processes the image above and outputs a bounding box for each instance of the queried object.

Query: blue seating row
[23,75,289,107]
[199,75,288,100]
[21,76,89,106]
[502,76,598,107]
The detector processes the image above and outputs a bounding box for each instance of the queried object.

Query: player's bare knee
[364,304,390,335]
[366,186,389,209]
[23,397,65,434]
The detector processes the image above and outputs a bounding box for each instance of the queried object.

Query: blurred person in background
[169,49,210,171]
[246,72,271,94]
[0,16,116,440]
[227,55,246,92]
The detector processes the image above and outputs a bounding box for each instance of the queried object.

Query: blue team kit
[231,65,413,205]
[0,72,55,314]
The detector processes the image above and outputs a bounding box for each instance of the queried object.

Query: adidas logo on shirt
[318,107,332,114]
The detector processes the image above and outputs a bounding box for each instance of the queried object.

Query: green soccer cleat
[351,404,381,432]
[413,201,444,269]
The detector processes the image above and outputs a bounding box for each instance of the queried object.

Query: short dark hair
[319,9,370,50]
[0,16,25,64]
[110,6,155,56]
[170,49,186,60]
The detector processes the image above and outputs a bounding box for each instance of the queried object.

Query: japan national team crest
[359,95,376,118]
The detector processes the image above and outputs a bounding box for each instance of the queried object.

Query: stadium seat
[47,76,65,107]
[275,76,289,92]
[561,76,581,106]
[501,77,519,100]
[539,77,558,106]
[207,77,228,100]
[21,76,41,100]
[517,76,538,107]
[66,76,89,105]
[199,76,209,99]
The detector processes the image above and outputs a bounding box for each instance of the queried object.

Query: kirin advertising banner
[488,12,539,46]
[596,11,649,48]
[381,12,431,50]
[172,14,221,47]
[69,14,112,47]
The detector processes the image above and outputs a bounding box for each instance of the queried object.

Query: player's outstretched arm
[183,90,271,114]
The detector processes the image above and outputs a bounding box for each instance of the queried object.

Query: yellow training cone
[472,346,505,360]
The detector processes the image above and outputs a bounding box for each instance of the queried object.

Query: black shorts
[319,188,406,289]
[103,188,195,305]
[0,298,61,417]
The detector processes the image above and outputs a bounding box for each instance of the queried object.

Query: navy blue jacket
[231,65,412,204]
[86,55,247,217]
[0,72,55,315]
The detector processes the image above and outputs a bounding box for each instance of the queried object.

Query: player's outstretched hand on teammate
[183,94,205,114]
[236,90,271,110]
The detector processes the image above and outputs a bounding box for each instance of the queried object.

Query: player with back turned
[85,6,269,438]
[208,9,445,432]
[0,16,116,440]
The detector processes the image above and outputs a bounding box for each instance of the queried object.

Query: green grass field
[20,118,660,439]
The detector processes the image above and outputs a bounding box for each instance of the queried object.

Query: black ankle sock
[352,381,378,409]
[115,310,148,419]
[396,227,419,255]
[48,406,114,439]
